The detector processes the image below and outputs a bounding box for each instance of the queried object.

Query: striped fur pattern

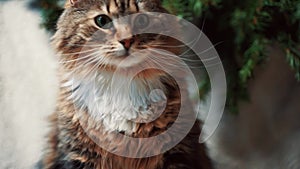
[40,0,213,168]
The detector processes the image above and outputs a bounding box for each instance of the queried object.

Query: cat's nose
[119,38,135,50]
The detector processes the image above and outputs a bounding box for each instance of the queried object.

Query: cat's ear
[65,0,80,8]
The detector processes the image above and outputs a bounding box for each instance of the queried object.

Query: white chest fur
[63,71,167,133]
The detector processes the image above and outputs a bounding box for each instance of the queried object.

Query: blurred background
[0,0,300,168]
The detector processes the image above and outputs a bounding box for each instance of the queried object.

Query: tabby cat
[39,0,213,168]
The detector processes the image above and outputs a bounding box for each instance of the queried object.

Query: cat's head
[53,0,181,75]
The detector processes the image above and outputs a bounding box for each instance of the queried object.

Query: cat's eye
[134,14,150,29]
[95,15,113,29]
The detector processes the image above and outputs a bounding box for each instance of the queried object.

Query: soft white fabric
[0,1,58,168]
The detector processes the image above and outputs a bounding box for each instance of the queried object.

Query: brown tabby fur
[39,0,214,169]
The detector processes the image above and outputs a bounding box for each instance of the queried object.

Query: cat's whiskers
[147,47,221,63]
[80,51,113,76]
[145,50,187,70]
[59,44,116,64]
[87,54,108,74]
[147,34,201,48]
[68,51,106,74]
[60,40,108,48]
[147,43,186,48]
[146,48,222,69]
[170,30,205,57]
[59,50,101,64]
[59,47,99,56]
[179,41,223,58]
[148,49,204,69]
[82,52,103,66]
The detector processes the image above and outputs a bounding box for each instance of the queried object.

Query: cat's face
[53,0,181,74]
